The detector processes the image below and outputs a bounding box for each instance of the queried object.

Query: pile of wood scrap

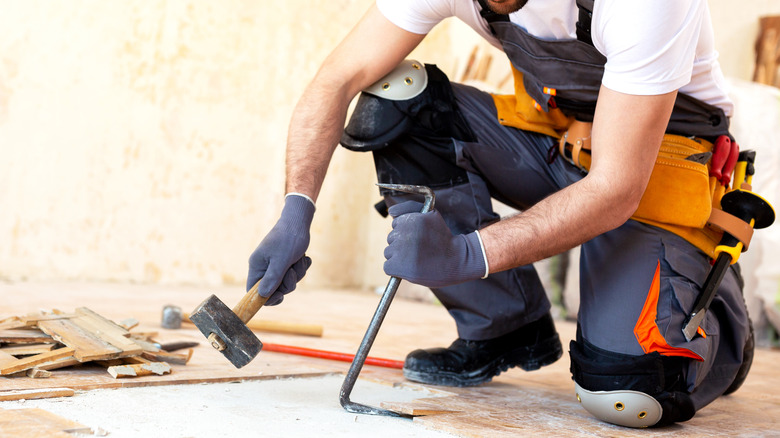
[0,308,192,379]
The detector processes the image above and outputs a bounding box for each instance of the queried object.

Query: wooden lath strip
[0,316,28,330]
[0,329,54,344]
[0,350,18,367]
[0,343,57,356]
[0,348,75,375]
[20,313,77,325]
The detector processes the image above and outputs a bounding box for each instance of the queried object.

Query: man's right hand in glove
[247,194,315,306]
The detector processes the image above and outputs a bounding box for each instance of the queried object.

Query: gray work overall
[343,0,751,412]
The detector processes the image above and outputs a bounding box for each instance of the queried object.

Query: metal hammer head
[190,294,262,368]
[161,304,183,329]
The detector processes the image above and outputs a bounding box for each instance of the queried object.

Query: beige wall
[710,0,780,81]
[0,1,777,292]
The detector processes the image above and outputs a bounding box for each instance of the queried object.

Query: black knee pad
[569,338,695,428]
[340,61,471,152]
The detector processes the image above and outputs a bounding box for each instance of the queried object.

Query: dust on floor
[0,375,459,438]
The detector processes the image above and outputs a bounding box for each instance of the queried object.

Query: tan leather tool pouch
[632,134,714,229]
[558,123,725,257]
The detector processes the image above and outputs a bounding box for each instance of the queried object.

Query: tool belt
[491,69,758,259]
[558,120,755,259]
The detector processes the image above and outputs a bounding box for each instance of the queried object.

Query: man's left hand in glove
[383,200,489,288]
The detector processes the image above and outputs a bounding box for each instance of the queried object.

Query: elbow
[608,186,645,229]
[586,173,646,231]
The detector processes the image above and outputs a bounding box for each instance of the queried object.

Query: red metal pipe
[262,343,404,369]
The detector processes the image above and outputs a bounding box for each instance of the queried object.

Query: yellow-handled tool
[682,150,774,341]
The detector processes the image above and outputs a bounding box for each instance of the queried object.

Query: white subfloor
[1,375,457,437]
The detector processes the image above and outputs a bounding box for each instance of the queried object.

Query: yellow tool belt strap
[492,67,574,138]
[559,120,754,258]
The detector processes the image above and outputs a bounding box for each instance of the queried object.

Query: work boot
[403,313,562,387]
[723,318,754,395]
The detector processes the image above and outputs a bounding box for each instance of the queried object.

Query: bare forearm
[481,87,677,273]
[282,5,424,202]
[480,175,632,271]
[285,80,351,201]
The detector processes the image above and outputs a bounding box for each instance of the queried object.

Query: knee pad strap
[340,60,465,151]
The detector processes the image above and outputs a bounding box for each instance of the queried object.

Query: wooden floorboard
[0,407,90,437]
[0,281,777,436]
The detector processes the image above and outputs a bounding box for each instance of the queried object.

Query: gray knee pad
[569,338,695,428]
[340,59,468,151]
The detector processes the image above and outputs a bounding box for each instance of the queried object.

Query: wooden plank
[0,409,75,438]
[130,338,160,352]
[72,307,143,356]
[123,356,152,365]
[38,318,122,362]
[107,361,171,378]
[0,388,75,401]
[35,356,80,371]
[0,316,29,330]
[128,331,159,340]
[20,313,76,325]
[119,318,140,331]
[10,408,92,434]
[142,349,192,365]
[26,368,51,378]
[94,359,125,368]
[0,348,75,375]
[0,343,57,356]
[753,16,780,87]
[0,329,53,343]
[0,350,18,367]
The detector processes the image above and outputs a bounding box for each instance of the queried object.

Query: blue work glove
[247,194,315,306]
[383,201,488,288]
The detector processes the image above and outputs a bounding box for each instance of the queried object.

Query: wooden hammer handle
[182,280,325,337]
[232,280,270,323]
[183,313,323,337]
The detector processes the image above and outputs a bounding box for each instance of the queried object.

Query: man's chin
[486,0,529,14]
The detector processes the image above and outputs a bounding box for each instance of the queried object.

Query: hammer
[189,280,269,368]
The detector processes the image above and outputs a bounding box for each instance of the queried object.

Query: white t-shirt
[376,0,733,116]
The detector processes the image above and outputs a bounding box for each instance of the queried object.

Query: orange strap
[558,120,592,171]
[707,208,754,251]
[633,261,703,361]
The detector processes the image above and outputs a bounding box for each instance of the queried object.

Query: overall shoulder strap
[575,0,595,45]
[475,0,509,35]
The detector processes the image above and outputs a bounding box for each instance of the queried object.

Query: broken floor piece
[37,308,142,362]
[26,368,52,379]
[107,362,171,378]
[0,306,193,382]
[0,348,75,376]
[0,407,92,437]
[0,329,53,344]
[0,388,75,402]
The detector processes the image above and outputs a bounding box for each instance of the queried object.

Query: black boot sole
[403,334,563,387]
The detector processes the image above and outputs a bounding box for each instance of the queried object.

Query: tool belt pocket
[632,135,714,229]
